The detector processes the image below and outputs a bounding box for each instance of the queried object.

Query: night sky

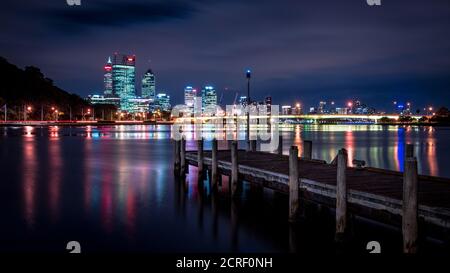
[1,0,450,111]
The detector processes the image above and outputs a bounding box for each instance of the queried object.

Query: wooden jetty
[173,138,450,253]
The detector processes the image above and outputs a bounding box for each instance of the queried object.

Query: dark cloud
[46,0,197,31]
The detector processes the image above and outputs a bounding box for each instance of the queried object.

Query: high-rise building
[128,97,152,113]
[282,105,291,115]
[184,86,197,113]
[141,69,155,100]
[336,107,349,115]
[238,96,248,107]
[103,57,113,96]
[202,86,217,112]
[112,53,136,111]
[87,94,120,107]
[156,93,171,112]
[265,96,272,113]
[318,101,327,114]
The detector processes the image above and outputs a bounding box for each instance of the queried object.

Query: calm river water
[0,124,448,253]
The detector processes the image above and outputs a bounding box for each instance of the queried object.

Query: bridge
[175,114,425,124]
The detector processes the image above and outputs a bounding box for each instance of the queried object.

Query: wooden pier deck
[184,149,450,232]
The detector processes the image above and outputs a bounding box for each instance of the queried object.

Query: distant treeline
[379,107,450,124]
[0,57,116,120]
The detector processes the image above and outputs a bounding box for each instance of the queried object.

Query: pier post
[289,146,300,222]
[406,144,414,158]
[250,139,257,152]
[211,138,218,191]
[336,148,348,240]
[197,138,204,174]
[174,140,181,175]
[277,135,283,155]
[227,139,232,150]
[403,157,418,254]
[231,141,239,197]
[303,140,312,160]
[180,137,186,176]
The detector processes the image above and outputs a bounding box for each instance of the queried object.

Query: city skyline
[91,53,435,114]
[1,0,450,111]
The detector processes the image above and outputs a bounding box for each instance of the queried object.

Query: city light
[27,106,32,111]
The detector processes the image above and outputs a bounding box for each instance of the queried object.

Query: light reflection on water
[0,124,448,253]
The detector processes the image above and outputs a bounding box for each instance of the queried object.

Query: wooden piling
[180,138,186,175]
[336,148,348,240]
[278,135,283,155]
[289,146,299,222]
[231,141,239,197]
[197,138,204,174]
[403,157,418,254]
[250,139,257,152]
[406,144,414,158]
[211,138,218,190]
[174,140,181,175]
[303,140,312,160]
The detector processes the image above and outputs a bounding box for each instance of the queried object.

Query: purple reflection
[22,138,37,228]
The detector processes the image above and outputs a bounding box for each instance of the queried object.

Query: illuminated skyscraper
[156,93,171,111]
[202,85,217,112]
[184,86,196,114]
[318,101,327,114]
[141,69,155,100]
[112,53,136,111]
[239,96,248,107]
[103,57,113,96]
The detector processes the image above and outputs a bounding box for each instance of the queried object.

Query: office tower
[265,96,272,113]
[156,93,171,112]
[318,101,327,114]
[103,57,113,96]
[238,96,248,107]
[141,69,155,100]
[128,97,151,113]
[112,53,136,111]
[282,105,291,115]
[87,94,121,107]
[202,85,217,112]
[184,86,196,114]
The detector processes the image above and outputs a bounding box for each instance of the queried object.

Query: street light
[24,105,32,121]
[245,69,251,150]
